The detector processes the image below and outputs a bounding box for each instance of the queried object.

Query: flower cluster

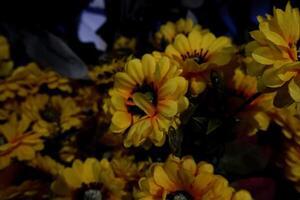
[4,2,300,199]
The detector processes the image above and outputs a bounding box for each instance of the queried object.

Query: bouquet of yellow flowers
[1,2,300,199]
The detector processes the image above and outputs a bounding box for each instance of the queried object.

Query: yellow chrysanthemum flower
[0,114,44,170]
[0,180,49,200]
[75,86,100,114]
[248,3,300,105]
[228,68,275,135]
[22,95,82,134]
[30,154,64,176]
[109,54,189,147]
[271,105,300,144]
[134,155,252,200]
[111,151,150,183]
[51,158,126,200]
[165,30,235,96]
[24,63,72,93]
[154,18,205,49]
[89,60,124,86]
[0,64,40,101]
[0,100,19,121]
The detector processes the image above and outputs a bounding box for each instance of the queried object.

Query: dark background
[0,0,298,64]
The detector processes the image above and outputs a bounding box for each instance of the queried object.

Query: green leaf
[168,127,183,157]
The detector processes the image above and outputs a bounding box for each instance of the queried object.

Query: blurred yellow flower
[0,180,49,200]
[166,30,235,96]
[22,95,82,134]
[113,36,137,51]
[111,151,150,183]
[0,64,40,101]
[248,3,300,105]
[30,154,64,177]
[75,86,100,114]
[0,35,13,78]
[154,18,205,49]
[0,114,44,170]
[283,142,300,192]
[24,63,72,93]
[134,155,252,200]
[109,54,189,147]
[228,68,275,135]
[271,105,300,143]
[89,61,124,86]
[51,158,126,200]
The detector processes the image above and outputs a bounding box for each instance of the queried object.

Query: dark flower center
[127,83,157,115]
[181,49,208,65]
[40,105,61,122]
[166,190,194,200]
[74,183,104,200]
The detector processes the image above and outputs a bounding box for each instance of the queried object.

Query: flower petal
[288,77,300,102]
[111,111,132,133]
[132,92,156,116]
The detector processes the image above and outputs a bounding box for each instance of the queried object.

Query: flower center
[166,190,194,200]
[127,83,157,115]
[40,105,61,122]
[74,183,103,200]
[181,49,208,65]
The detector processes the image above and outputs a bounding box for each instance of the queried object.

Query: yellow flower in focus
[30,154,64,177]
[51,158,126,200]
[228,68,275,136]
[248,3,300,105]
[134,155,252,200]
[154,18,205,49]
[109,54,189,147]
[0,114,44,170]
[165,30,235,96]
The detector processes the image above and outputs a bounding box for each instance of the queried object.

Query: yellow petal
[289,77,300,102]
[153,165,175,190]
[111,95,127,112]
[188,30,202,52]
[15,145,35,160]
[111,111,132,133]
[127,59,144,85]
[262,67,285,88]
[114,72,136,90]
[157,100,177,117]
[63,168,82,189]
[165,44,181,59]
[142,54,156,82]
[252,47,276,65]
[173,34,191,55]
[132,92,156,116]
[232,190,253,200]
